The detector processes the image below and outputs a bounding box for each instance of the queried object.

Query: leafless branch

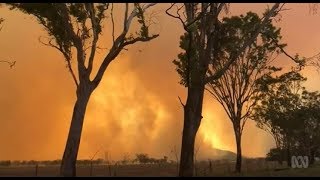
[122,34,159,47]
[178,96,185,107]
[270,38,296,62]
[275,3,290,14]
[38,36,79,87]
[165,3,185,27]
[111,3,115,44]
[92,3,158,87]
[146,10,161,30]
[90,145,104,161]
[240,117,248,135]
[96,46,108,50]
[205,86,233,121]
[166,3,212,32]
[86,3,99,74]
[306,55,320,74]
[142,3,157,11]
[0,60,16,68]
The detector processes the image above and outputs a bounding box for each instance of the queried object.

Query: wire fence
[0,160,318,176]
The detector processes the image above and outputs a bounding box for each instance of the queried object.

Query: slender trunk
[179,86,205,177]
[310,148,315,165]
[234,125,242,173]
[278,150,283,165]
[286,142,291,167]
[60,82,93,177]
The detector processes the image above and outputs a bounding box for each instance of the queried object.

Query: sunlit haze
[0,3,320,162]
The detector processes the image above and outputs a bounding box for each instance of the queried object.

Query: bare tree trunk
[60,82,93,177]
[179,86,204,177]
[234,126,242,173]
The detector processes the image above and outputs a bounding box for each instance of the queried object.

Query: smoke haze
[0,3,320,161]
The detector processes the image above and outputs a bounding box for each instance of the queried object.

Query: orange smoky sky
[0,3,320,161]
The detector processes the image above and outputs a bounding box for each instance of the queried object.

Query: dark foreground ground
[0,160,319,177]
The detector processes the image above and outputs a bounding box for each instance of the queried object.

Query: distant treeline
[0,159,105,166]
[0,154,170,167]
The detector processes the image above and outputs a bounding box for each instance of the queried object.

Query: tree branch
[0,60,16,68]
[271,38,296,62]
[92,3,158,87]
[205,86,234,121]
[57,3,87,80]
[39,36,79,87]
[178,96,185,107]
[122,34,159,47]
[124,3,129,29]
[240,117,247,134]
[165,3,185,27]
[184,3,211,30]
[111,3,115,44]
[205,3,281,84]
[86,3,99,74]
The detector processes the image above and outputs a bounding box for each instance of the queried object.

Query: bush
[135,153,150,164]
[0,160,11,166]
[266,148,286,163]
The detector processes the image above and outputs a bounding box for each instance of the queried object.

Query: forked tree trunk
[60,82,93,177]
[179,86,205,177]
[234,125,242,173]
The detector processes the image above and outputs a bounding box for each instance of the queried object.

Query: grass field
[0,160,319,177]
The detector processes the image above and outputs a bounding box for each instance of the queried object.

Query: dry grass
[0,160,319,177]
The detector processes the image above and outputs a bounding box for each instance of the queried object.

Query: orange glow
[200,108,232,152]
[0,3,320,161]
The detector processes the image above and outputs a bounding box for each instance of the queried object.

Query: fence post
[109,164,112,176]
[35,164,38,176]
[208,160,212,173]
[90,161,93,176]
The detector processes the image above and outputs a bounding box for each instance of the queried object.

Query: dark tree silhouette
[259,87,320,165]
[206,12,286,173]
[167,3,282,176]
[135,153,150,164]
[8,3,158,176]
[296,90,320,165]
[252,70,307,167]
